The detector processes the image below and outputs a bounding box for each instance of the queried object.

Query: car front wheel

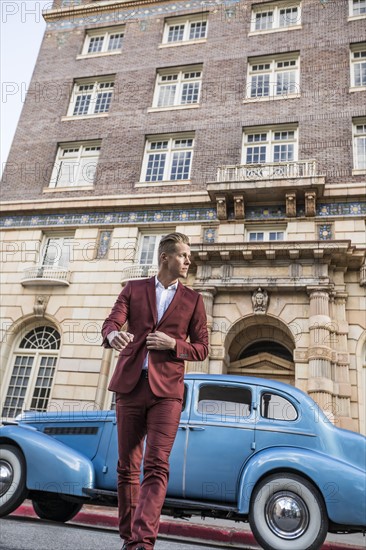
[249,473,328,550]
[32,495,83,522]
[0,444,28,517]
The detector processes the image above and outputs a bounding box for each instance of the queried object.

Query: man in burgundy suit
[102,232,208,550]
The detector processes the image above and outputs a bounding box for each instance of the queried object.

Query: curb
[11,503,364,550]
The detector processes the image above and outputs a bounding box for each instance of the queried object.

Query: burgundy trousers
[115,373,182,550]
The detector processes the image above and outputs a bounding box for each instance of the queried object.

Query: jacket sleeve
[101,282,131,348]
[175,293,209,362]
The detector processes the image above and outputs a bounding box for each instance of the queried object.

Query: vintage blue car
[0,374,365,550]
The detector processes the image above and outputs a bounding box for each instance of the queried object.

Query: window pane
[78,157,98,186]
[255,11,273,30]
[158,85,177,107]
[251,74,270,97]
[246,146,266,163]
[167,24,184,42]
[170,151,191,180]
[354,62,366,86]
[273,144,294,162]
[181,82,200,103]
[197,385,252,419]
[353,0,366,16]
[189,21,207,39]
[73,94,91,115]
[146,153,166,181]
[95,91,113,113]
[2,356,33,418]
[30,357,57,412]
[261,392,298,421]
[108,33,123,51]
[88,35,104,53]
[279,7,299,27]
[276,71,297,95]
[140,235,157,264]
[356,136,366,168]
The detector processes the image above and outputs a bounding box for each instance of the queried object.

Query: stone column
[188,288,216,373]
[307,287,335,419]
[331,293,354,430]
[95,347,113,409]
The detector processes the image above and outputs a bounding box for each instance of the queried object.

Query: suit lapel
[146,276,157,326]
[156,281,185,328]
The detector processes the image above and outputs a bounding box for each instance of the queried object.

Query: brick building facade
[1,0,365,431]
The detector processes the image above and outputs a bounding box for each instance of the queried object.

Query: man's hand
[146,331,176,351]
[108,330,134,352]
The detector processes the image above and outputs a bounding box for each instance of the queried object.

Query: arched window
[2,326,60,418]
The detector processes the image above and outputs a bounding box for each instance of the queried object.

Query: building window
[2,327,60,419]
[162,14,208,44]
[247,227,286,241]
[152,66,202,108]
[67,78,115,117]
[250,1,301,33]
[141,135,194,183]
[243,126,298,164]
[350,44,366,88]
[139,234,164,265]
[353,118,366,171]
[350,0,366,17]
[81,26,124,56]
[49,142,101,188]
[247,53,300,99]
[41,235,74,269]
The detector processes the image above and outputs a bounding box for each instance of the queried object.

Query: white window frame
[250,1,302,34]
[49,141,101,189]
[349,0,366,19]
[242,125,298,165]
[1,326,60,420]
[152,65,203,109]
[138,233,165,265]
[41,234,75,269]
[350,43,366,90]
[66,77,115,118]
[161,13,208,46]
[79,26,124,58]
[352,117,366,173]
[247,226,287,242]
[140,134,194,185]
[246,53,300,101]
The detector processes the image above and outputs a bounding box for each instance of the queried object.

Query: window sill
[147,104,200,113]
[43,186,94,193]
[349,86,366,93]
[158,39,207,48]
[352,169,366,175]
[243,93,300,103]
[61,113,109,121]
[76,51,122,60]
[348,15,366,22]
[248,25,302,36]
[135,181,191,188]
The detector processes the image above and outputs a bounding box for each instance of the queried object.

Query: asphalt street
[0,517,244,550]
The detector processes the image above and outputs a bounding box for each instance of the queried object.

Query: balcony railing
[121,264,158,283]
[21,266,71,286]
[217,160,318,182]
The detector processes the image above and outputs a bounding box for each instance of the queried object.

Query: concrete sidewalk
[12,501,365,549]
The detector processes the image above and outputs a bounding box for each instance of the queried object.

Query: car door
[183,380,256,503]
[167,380,192,497]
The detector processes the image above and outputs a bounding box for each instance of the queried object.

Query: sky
[1,0,51,170]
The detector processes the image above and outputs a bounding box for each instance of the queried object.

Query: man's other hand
[108,330,134,351]
[146,331,176,351]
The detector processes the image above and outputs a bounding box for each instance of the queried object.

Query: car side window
[197,384,252,420]
[182,384,188,411]
[260,392,298,421]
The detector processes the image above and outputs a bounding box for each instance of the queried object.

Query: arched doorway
[227,315,295,384]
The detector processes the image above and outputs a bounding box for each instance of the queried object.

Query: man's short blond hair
[158,232,190,263]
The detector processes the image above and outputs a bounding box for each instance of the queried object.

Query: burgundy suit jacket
[102,277,209,399]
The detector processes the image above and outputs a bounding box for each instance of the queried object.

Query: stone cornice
[43,0,208,22]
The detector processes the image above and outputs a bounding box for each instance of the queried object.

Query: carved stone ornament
[34,295,49,317]
[252,288,269,314]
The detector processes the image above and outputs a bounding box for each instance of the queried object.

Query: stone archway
[227,315,295,384]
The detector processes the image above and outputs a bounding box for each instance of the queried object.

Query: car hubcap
[0,460,14,497]
[265,491,309,540]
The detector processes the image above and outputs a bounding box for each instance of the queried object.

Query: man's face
[163,243,191,279]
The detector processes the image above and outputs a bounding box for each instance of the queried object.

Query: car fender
[0,424,95,497]
[237,447,366,527]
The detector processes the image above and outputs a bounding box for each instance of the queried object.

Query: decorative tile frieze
[318,202,366,216]
[203,227,217,243]
[0,208,217,229]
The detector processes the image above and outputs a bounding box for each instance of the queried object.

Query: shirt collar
[155,276,178,291]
